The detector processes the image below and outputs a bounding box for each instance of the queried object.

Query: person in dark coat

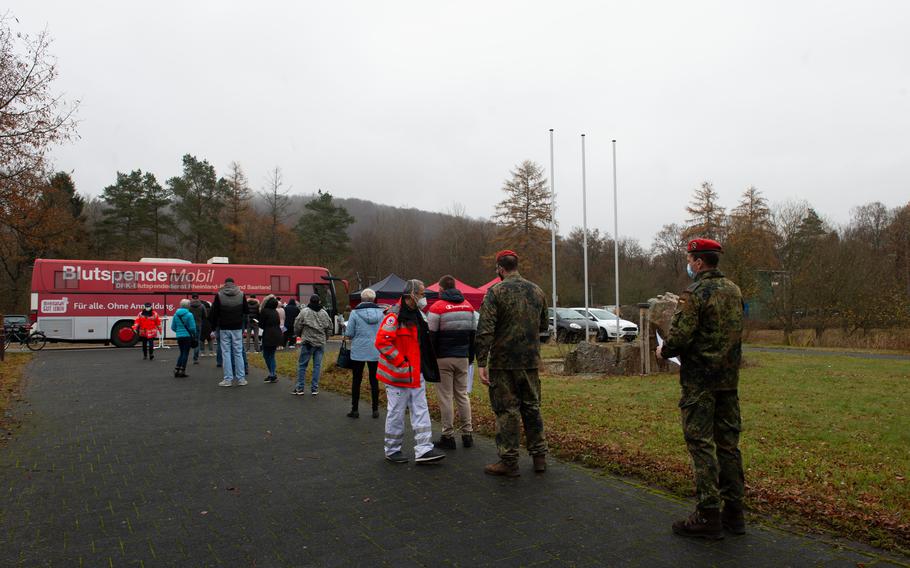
[258,296,283,383]
[283,299,300,349]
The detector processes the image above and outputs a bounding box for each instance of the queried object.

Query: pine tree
[493,160,553,275]
[135,172,173,257]
[169,154,227,262]
[295,190,354,270]
[99,170,146,258]
[683,181,726,240]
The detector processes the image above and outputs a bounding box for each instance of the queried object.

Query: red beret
[495,249,519,262]
[687,238,723,253]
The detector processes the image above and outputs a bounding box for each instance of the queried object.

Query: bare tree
[0,14,78,199]
[259,166,290,263]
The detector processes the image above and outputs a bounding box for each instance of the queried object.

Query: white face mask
[416,297,427,310]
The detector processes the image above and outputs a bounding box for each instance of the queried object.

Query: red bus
[30,258,345,347]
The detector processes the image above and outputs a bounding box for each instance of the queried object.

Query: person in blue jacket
[343,288,385,418]
[171,299,198,378]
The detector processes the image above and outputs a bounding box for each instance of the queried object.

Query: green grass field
[255,348,909,552]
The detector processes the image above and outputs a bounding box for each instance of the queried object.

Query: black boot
[722,501,746,535]
[174,368,180,378]
[462,434,474,448]
[433,435,456,450]
[672,508,723,540]
[347,410,359,418]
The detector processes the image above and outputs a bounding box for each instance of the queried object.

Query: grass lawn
[0,353,31,446]
[254,349,909,552]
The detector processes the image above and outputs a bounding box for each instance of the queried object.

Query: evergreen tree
[169,154,227,262]
[99,170,147,258]
[493,160,553,276]
[683,181,726,240]
[135,172,173,257]
[295,190,354,270]
[49,172,84,219]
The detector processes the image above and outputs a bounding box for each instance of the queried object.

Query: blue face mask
[687,264,697,280]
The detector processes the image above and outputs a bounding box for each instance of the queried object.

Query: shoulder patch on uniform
[685,282,699,293]
[382,314,397,331]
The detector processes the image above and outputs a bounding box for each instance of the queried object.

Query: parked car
[2,314,29,334]
[548,308,594,343]
[571,307,639,342]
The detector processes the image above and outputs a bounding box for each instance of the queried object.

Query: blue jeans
[296,343,324,392]
[219,329,245,381]
[176,337,192,368]
[262,346,277,376]
[217,331,248,373]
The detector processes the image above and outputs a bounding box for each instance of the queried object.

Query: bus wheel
[111,321,139,348]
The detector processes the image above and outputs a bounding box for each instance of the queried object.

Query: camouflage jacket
[662,269,744,391]
[474,272,549,369]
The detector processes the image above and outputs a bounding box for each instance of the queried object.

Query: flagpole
[549,129,557,333]
[581,134,590,342]
[612,139,620,335]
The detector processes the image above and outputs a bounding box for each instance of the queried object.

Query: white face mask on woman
[416,297,427,310]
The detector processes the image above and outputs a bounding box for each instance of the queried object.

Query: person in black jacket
[283,299,300,349]
[258,296,282,383]
[210,277,248,387]
[245,295,261,353]
[188,294,208,364]
[427,275,477,449]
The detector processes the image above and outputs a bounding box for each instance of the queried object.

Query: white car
[571,307,639,342]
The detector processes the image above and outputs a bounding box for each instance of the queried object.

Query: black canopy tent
[348,273,438,307]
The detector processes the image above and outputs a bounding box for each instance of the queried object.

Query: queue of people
[128,239,746,539]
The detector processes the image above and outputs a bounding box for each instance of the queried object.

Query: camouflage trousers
[488,369,547,464]
[679,387,745,510]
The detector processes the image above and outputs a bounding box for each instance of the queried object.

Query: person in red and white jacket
[132,303,161,361]
[374,279,445,465]
[427,275,477,450]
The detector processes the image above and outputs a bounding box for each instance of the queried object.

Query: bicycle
[2,326,47,351]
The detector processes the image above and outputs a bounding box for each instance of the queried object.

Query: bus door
[297,282,342,335]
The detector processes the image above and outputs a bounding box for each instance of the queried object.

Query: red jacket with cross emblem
[374,305,422,388]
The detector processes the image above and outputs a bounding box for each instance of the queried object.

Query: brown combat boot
[672,508,724,540]
[532,454,547,473]
[484,461,520,477]
[722,501,746,535]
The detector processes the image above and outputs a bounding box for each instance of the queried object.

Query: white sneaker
[236,378,248,386]
[218,380,232,387]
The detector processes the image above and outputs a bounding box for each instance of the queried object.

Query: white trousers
[384,376,434,458]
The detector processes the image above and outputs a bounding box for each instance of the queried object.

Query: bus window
[298,283,335,316]
[297,284,315,300]
[271,275,290,293]
[313,284,335,315]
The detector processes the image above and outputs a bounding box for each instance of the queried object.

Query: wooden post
[637,303,649,375]
[1,314,6,362]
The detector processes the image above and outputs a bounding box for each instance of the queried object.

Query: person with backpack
[292,294,333,396]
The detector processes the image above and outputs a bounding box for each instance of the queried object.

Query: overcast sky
[9,1,910,245]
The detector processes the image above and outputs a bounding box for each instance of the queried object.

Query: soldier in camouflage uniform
[657,238,746,539]
[475,250,550,477]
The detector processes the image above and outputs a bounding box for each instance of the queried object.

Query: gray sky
[10,0,910,245]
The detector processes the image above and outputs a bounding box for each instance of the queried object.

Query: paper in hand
[655,331,681,366]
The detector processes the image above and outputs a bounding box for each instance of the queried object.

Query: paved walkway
[0,349,905,567]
